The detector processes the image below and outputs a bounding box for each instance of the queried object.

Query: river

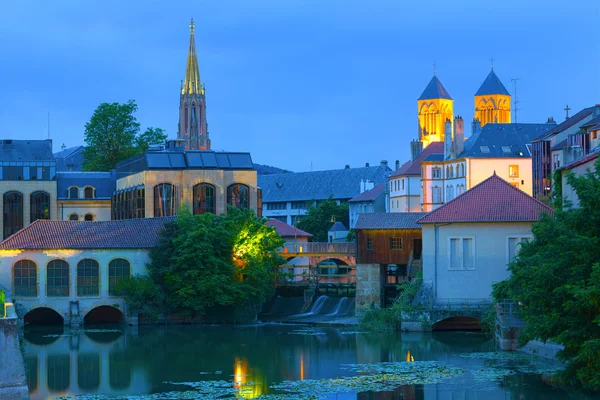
[21,324,598,399]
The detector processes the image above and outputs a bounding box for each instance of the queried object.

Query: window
[553,154,560,170]
[77,259,99,297]
[367,237,373,251]
[112,186,145,220]
[445,186,454,202]
[47,260,69,297]
[154,183,177,217]
[84,214,94,221]
[266,202,286,211]
[509,165,519,178]
[389,237,402,250]
[592,130,598,140]
[510,182,519,188]
[502,146,512,154]
[402,179,405,190]
[432,186,442,203]
[448,237,475,270]
[13,260,37,297]
[69,213,78,221]
[507,236,532,263]
[227,184,249,209]
[480,146,490,153]
[84,186,95,199]
[193,183,216,214]
[108,259,130,296]
[526,143,532,156]
[30,191,50,222]
[4,191,23,239]
[69,187,79,199]
[291,201,307,210]
[432,167,441,179]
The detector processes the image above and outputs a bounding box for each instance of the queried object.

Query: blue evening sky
[0,0,599,172]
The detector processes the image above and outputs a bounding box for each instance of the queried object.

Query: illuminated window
[69,187,79,199]
[389,237,402,250]
[69,213,78,221]
[509,165,519,178]
[47,260,69,297]
[193,183,216,214]
[108,259,130,296]
[84,186,95,199]
[30,191,50,222]
[154,183,177,216]
[77,259,99,296]
[3,191,23,239]
[13,260,37,297]
[366,237,373,251]
[227,184,249,209]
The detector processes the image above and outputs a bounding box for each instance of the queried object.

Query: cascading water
[288,296,355,321]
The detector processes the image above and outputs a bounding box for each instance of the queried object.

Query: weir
[260,295,355,324]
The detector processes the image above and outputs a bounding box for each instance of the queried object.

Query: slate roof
[266,219,312,238]
[56,171,116,200]
[417,174,552,224]
[0,139,54,162]
[348,183,385,203]
[534,107,594,141]
[475,69,510,96]
[458,123,555,158]
[580,116,600,129]
[550,139,568,151]
[54,145,85,172]
[355,212,428,230]
[390,142,444,177]
[0,217,175,250]
[423,154,444,162]
[329,222,348,232]
[259,165,391,202]
[418,75,452,100]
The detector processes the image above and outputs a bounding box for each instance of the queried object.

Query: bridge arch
[84,305,125,325]
[24,306,65,326]
[310,255,355,265]
[432,316,481,331]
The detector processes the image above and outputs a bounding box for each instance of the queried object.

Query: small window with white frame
[507,236,532,263]
[432,167,441,179]
[448,237,475,270]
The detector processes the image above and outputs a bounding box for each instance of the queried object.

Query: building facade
[348,182,387,229]
[474,68,511,127]
[57,171,116,221]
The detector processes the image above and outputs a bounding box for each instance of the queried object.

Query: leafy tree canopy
[296,198,349,242]
[133,207,285,317]
[493,158,600,391]
[82,100,167,171]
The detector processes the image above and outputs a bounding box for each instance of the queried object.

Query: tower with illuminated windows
[417,74,454,147]
[178,18,211,150]
[474,68,511,127]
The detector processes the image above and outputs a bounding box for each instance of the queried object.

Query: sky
[0,0,599,173]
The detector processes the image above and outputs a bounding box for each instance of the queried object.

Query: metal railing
[279,242,356,255]
[431,298,492,311]
[496,300,526,328]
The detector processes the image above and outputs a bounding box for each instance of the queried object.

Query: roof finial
[564,104,571,119]
[490,57,495,69]
[189,18,195,34]
[433,61,436,76]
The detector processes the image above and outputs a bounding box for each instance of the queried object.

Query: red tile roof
[266,219,312,238]
[0,217,175,250]
[348,183,385,202]
[390,142,444,177]
[417,174,552,224]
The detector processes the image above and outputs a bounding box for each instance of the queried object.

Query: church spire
[183,18,202,95]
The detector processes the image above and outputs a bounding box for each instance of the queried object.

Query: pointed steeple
[183,18,202,95]
[475,69,510,96]
[418,75,453,101]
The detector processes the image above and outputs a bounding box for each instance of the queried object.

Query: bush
[0,289,5,318]
[358,307,401,332]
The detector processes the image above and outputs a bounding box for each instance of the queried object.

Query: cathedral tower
[474,68,511,127]
[417,74,454,147]
[178,18,210,150]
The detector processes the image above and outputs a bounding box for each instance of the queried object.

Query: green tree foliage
[116,275,167,322]
[494,158,600,391]
[296,198,349,242]
[142,207,284,317]
[82,100,166,171]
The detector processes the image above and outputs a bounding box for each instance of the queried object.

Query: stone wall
[355,263,382,314]
[0,304,29,399]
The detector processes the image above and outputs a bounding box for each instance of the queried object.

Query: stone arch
[432,316,481,331]
[23,306,65,326]
[309,255,355,266]
[84,305,125,325]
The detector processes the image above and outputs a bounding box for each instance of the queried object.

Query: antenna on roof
[511,78,521,124]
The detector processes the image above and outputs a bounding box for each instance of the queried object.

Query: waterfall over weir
[260,295,355,323]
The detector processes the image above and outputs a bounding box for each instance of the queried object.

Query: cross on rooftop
[564,104,571,119]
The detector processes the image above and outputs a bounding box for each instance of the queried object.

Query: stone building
[57,171,116,221]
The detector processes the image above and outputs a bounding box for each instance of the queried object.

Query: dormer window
[84,186,95,199]
[502,146,511,154]
[69,187,79,199]
[480,146,490,153]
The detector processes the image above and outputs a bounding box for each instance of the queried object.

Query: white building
[558,151,599,209]
[348,182,387,229]
[417,174,552,303]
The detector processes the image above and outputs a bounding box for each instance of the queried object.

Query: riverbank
[0,303,29,400]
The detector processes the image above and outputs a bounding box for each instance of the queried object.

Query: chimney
[471,118,481,135]
[547,116,556,124]
[360,179,365,193]
[345,164,350,169]
[365,179,374,192]
[410,140,423,162]
[395,160,400,170]
[365,162,370,167]
[380,160,388,167]
[444,119,453,160]
[453,116,465,157]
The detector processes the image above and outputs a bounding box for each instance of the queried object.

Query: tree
[296,198,349,242]
[493,158,600,391]
[82,100,167,171]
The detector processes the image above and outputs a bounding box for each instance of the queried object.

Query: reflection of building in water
[24,331,150,399]
[233,357,265,399]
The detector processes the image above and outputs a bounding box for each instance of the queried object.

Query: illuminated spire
[183,18,202,95]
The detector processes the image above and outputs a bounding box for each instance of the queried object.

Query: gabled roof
[0,139,54,162]
[348,183,385,203]
[259,165,391,202]
[418,75,452,101]
[580,115,600,129]
[329,222,348,232]
[559,150,599,171]
[355,212,428,230]
[266,219,312,238]
[417,174,552,224]
[390,142,444,177]
[54,145,85,172]
[458,123,555,158]
[0,218,175,250]
[475,69,510,96]
[534,107,594,141]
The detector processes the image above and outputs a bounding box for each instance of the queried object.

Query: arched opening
[84,306,125,325]
[432,316,481,331]
[24,307,64,326]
